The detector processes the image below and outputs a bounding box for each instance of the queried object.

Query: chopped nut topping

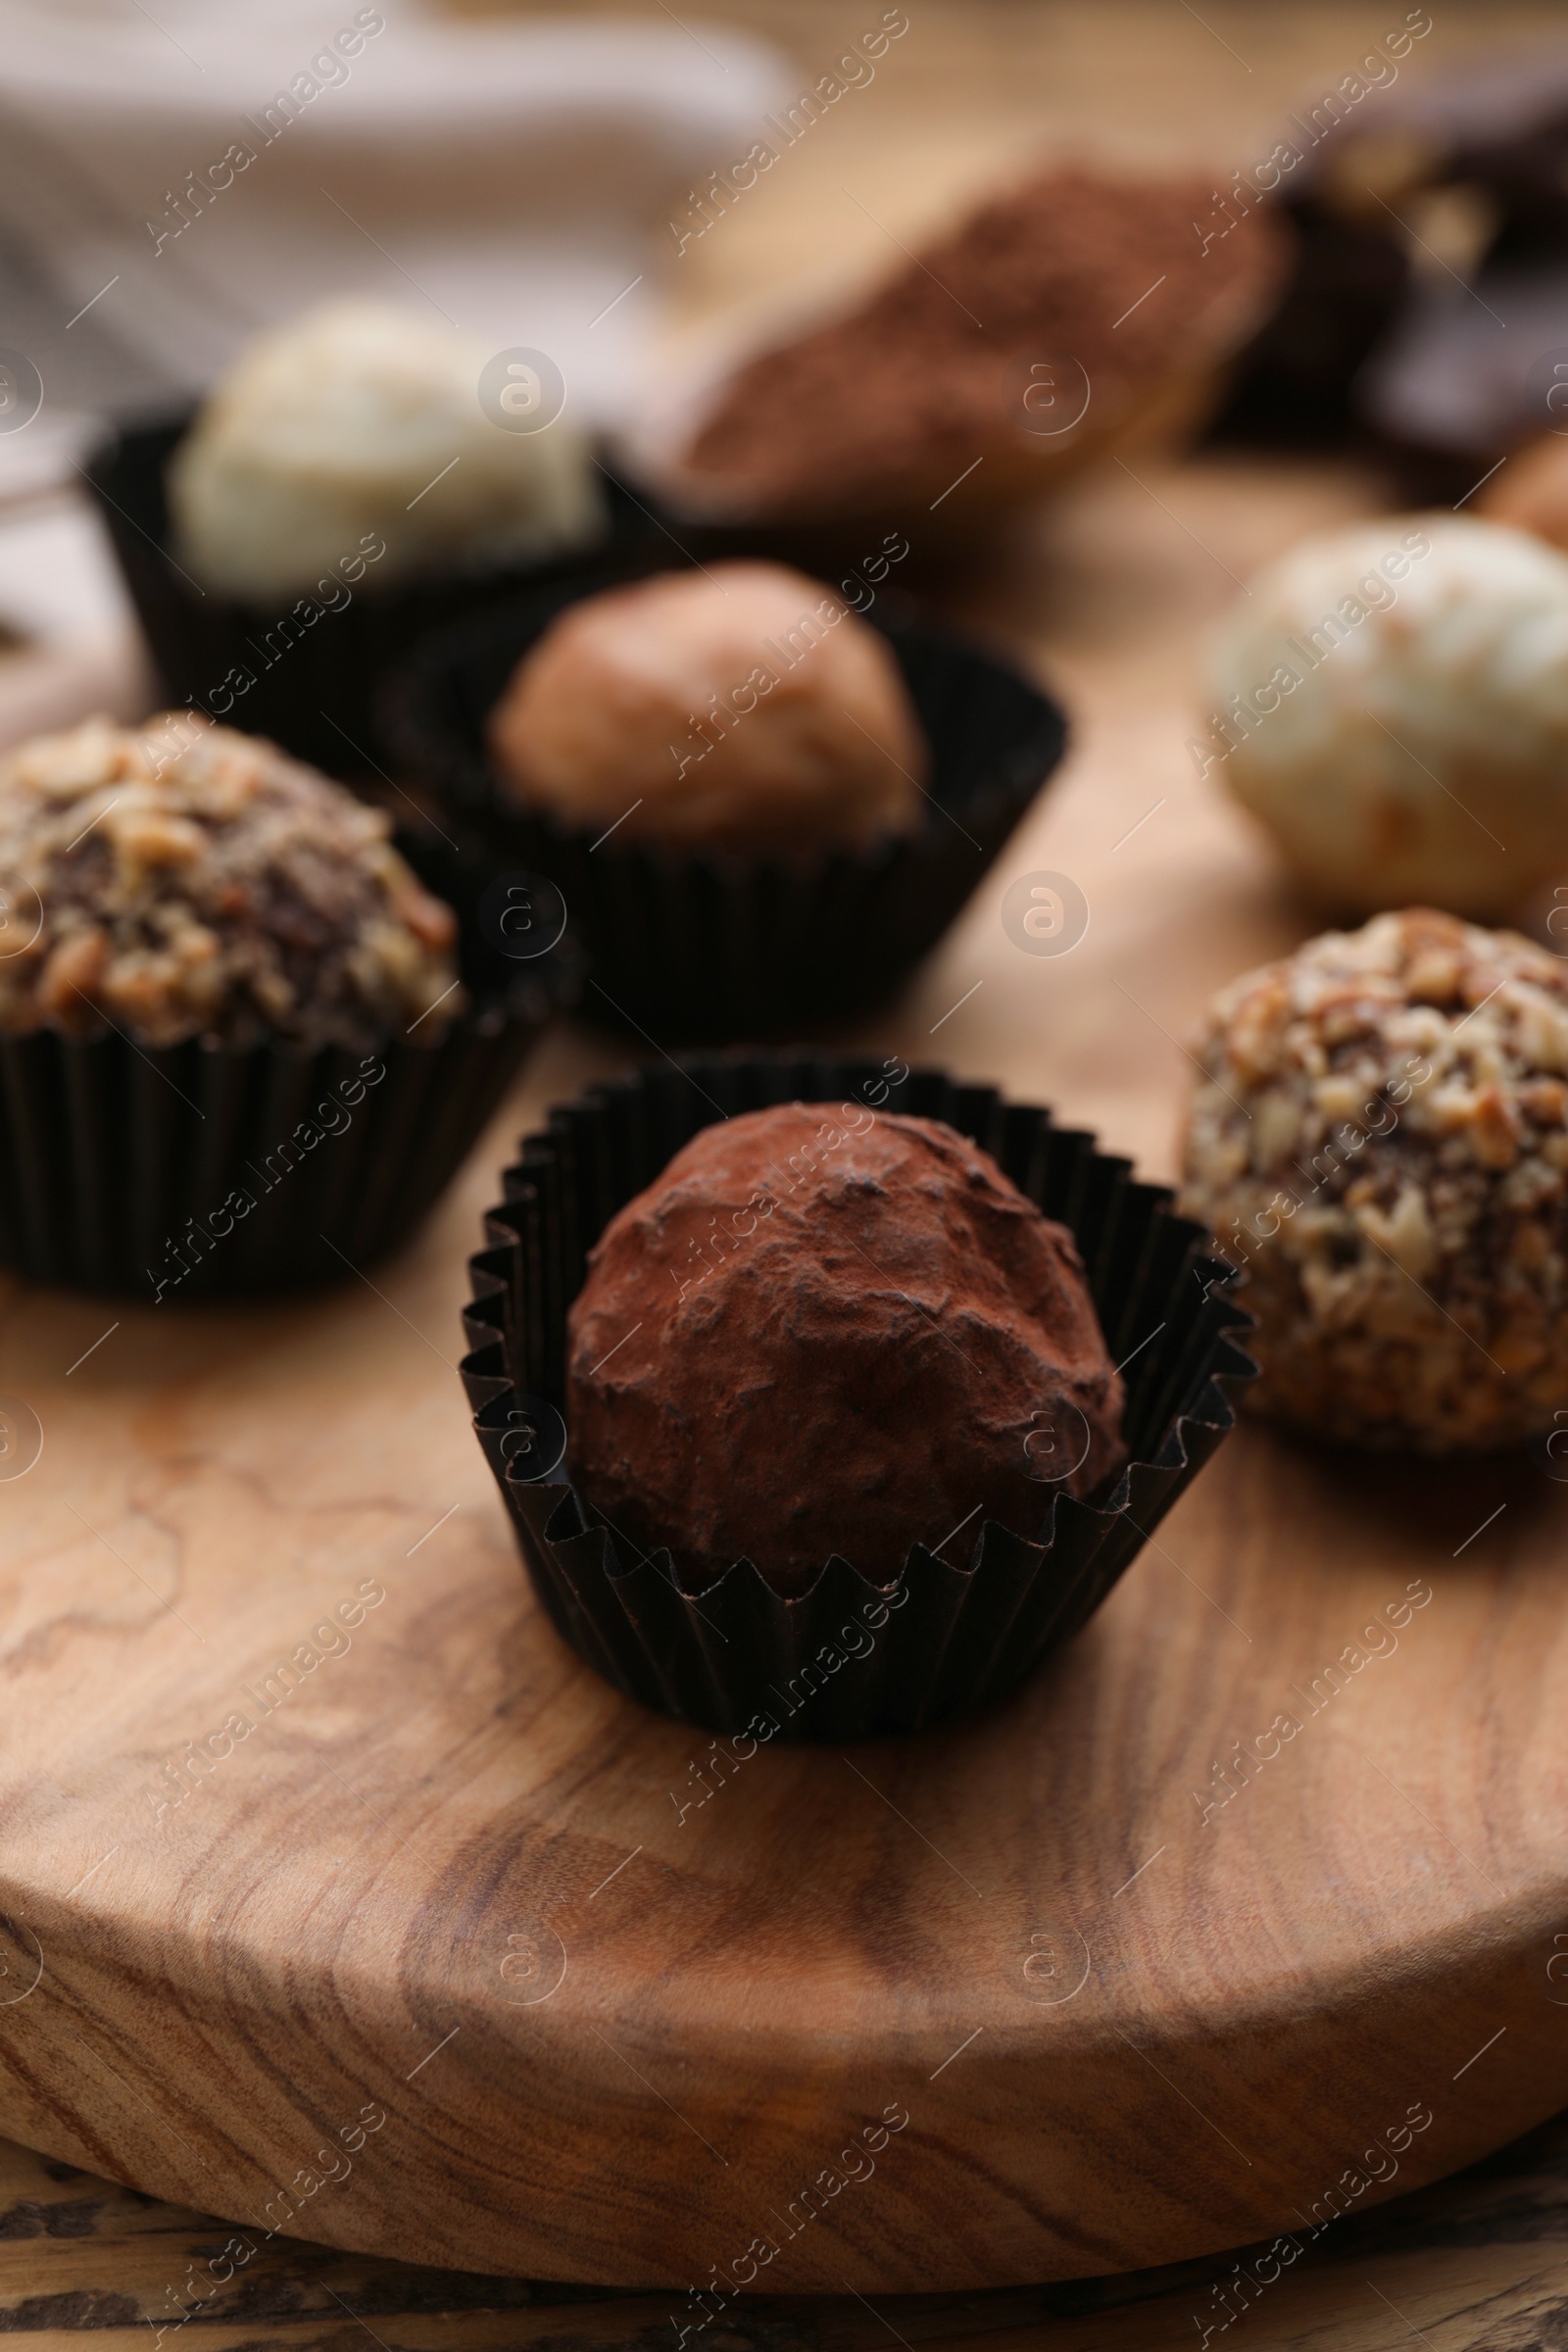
[1521,1078,1568,1126]
[0,713,462,1050]
[1180,908,1568,1451]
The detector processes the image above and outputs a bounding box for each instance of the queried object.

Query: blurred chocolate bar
[1209,43,1568,496]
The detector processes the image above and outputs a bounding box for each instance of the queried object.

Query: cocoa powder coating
[565,1103,1127,1593]
[681,168,1285,514]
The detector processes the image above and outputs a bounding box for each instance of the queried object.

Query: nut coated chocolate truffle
[1181,908,1568,1453]
[565,1102,1127,1592]
[1200,514,1568,923]
[0,713,460,1050]
[487,562,927,853]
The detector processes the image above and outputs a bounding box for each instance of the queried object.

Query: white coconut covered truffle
[170,299,603,601]
[1180,908,1568,1453]
[1199,514,1568,922]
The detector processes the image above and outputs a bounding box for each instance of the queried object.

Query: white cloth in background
[0,1,791,421]
[0,1,793,735]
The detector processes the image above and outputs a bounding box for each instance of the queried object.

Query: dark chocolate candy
[565,1102,1126,1592]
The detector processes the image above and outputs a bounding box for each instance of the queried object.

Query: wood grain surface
[1,453,1567,2292]
[0,2109,1564,2349]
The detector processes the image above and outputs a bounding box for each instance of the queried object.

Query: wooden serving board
[1,457,1566,2293]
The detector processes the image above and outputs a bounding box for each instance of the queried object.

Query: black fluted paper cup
[0,858,576,1303]
[460,1052,1255,1740]
[84,416,670,790]
[378,574,1067,1043]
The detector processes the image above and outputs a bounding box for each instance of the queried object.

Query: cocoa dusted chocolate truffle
[1180,908,1568,1453]
[486,561,927,853]
[673,167,1284,522]
[565,1102,1127,1591]
[0,712,460,1049]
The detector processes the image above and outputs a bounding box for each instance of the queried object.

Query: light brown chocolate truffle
[565,1102,1126,1592]
[1479,432,1568,554]
[1180,908,1568,1452]
[487,562,927,853]
[0,712,460,1050]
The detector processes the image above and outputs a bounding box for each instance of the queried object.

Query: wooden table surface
[0,2112,1563,2349]
[4,447,1566,2340]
